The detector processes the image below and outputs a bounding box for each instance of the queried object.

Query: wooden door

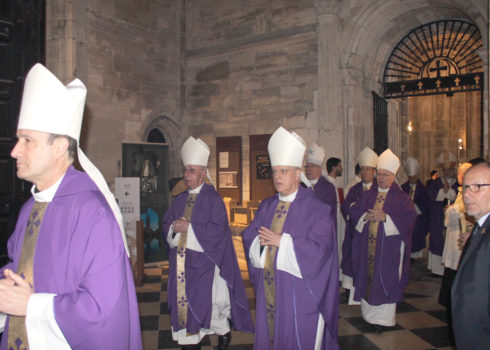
[0,0,45,266]
[249,134,275,201]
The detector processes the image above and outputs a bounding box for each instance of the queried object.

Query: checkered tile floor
[137,238,456,350]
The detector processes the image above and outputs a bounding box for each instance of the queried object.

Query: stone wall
[43,0,488,197]
[182,0,318,199]
[46,0,181,185]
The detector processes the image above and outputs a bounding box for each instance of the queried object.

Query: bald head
[463,162,490,219]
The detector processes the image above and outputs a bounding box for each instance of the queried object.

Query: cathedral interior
[1,0,489,349]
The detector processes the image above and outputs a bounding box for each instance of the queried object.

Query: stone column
[317,7,344,180]
[45,0,87,81]
[340,67,365,183]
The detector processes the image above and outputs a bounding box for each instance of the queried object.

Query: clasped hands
[0,269,33,316]
[365,209,386,222]
[173,217,190,234]
[258,226,281,247]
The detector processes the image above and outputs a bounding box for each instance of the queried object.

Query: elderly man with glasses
[451,161,490,350]
[243,127,339,349]
[349,149,417,333]
[162,137,253,350]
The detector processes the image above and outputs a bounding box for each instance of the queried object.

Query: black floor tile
[339,289,349,304]
[137,291,161,302]
[338,334,380,350]
[140,315,159,331]
[396,300,420,313]
[158,330,176,348]
[160,301,169,314]
[344,316,403,334]
[410,326,455,348]
[426,309,451,324]
[143,275,162,284]
[403,292,428,299]
[158,330,212,349]
[228,345,254,350]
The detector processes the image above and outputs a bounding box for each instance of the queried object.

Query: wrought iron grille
[383,20,483,98]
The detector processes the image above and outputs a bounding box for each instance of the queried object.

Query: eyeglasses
[376,172,393,178]
[460,184,490,193]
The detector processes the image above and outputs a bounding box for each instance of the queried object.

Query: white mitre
[17,63,129,256]
[268,126,306,167]
[268,126,311,188]
[306,142,325,166]
[437,151,457,168]
[404,156,421,176]
[358,147,378,168]
[181,136,210,166]
[377,149,400,175]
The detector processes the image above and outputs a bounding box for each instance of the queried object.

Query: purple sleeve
[291,201,339,341]
[53,205,141,349]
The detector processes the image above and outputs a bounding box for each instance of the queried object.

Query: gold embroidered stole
[176,193,197,329]
[8,201,48,350]
[263,200,290,348]
[366,192,387,302]
[409,185,415,201]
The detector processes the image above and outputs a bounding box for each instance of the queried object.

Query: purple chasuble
[401,180,430,253]
[312,176,337,224]
[340,180,377,277]
[162,183,253,334]
[242,186,339,350]
[0,166,143,350]
[350,183,417,305]
[426,177,459,255]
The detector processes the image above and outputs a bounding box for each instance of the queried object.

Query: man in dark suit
[451,161,490,350]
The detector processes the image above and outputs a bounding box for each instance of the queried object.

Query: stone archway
[142,115,183,179]
[333,0,488,181]
[383,20,484,180]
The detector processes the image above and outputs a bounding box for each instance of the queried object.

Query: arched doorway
[383,20,483,180]
[146,128,166,143]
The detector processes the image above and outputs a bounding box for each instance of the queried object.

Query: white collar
[309,178,319,185]
[478,212,490,227]
[279,189,298,202]
[378,187,390,193]
[31,174,66,202]
[363,182,373,189]
[189,182,204,194]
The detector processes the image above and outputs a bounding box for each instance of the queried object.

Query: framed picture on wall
[219,171,238,188]
[256,155,272,179]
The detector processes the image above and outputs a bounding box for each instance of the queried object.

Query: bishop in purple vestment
[341,180,377,282]
[162,137,253,349]
[1,167,142,350]
[243,127,339,349]
[340,147,378,291]
[304,142,337,216]
[349,149,416,331]
[0,64,142,350]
